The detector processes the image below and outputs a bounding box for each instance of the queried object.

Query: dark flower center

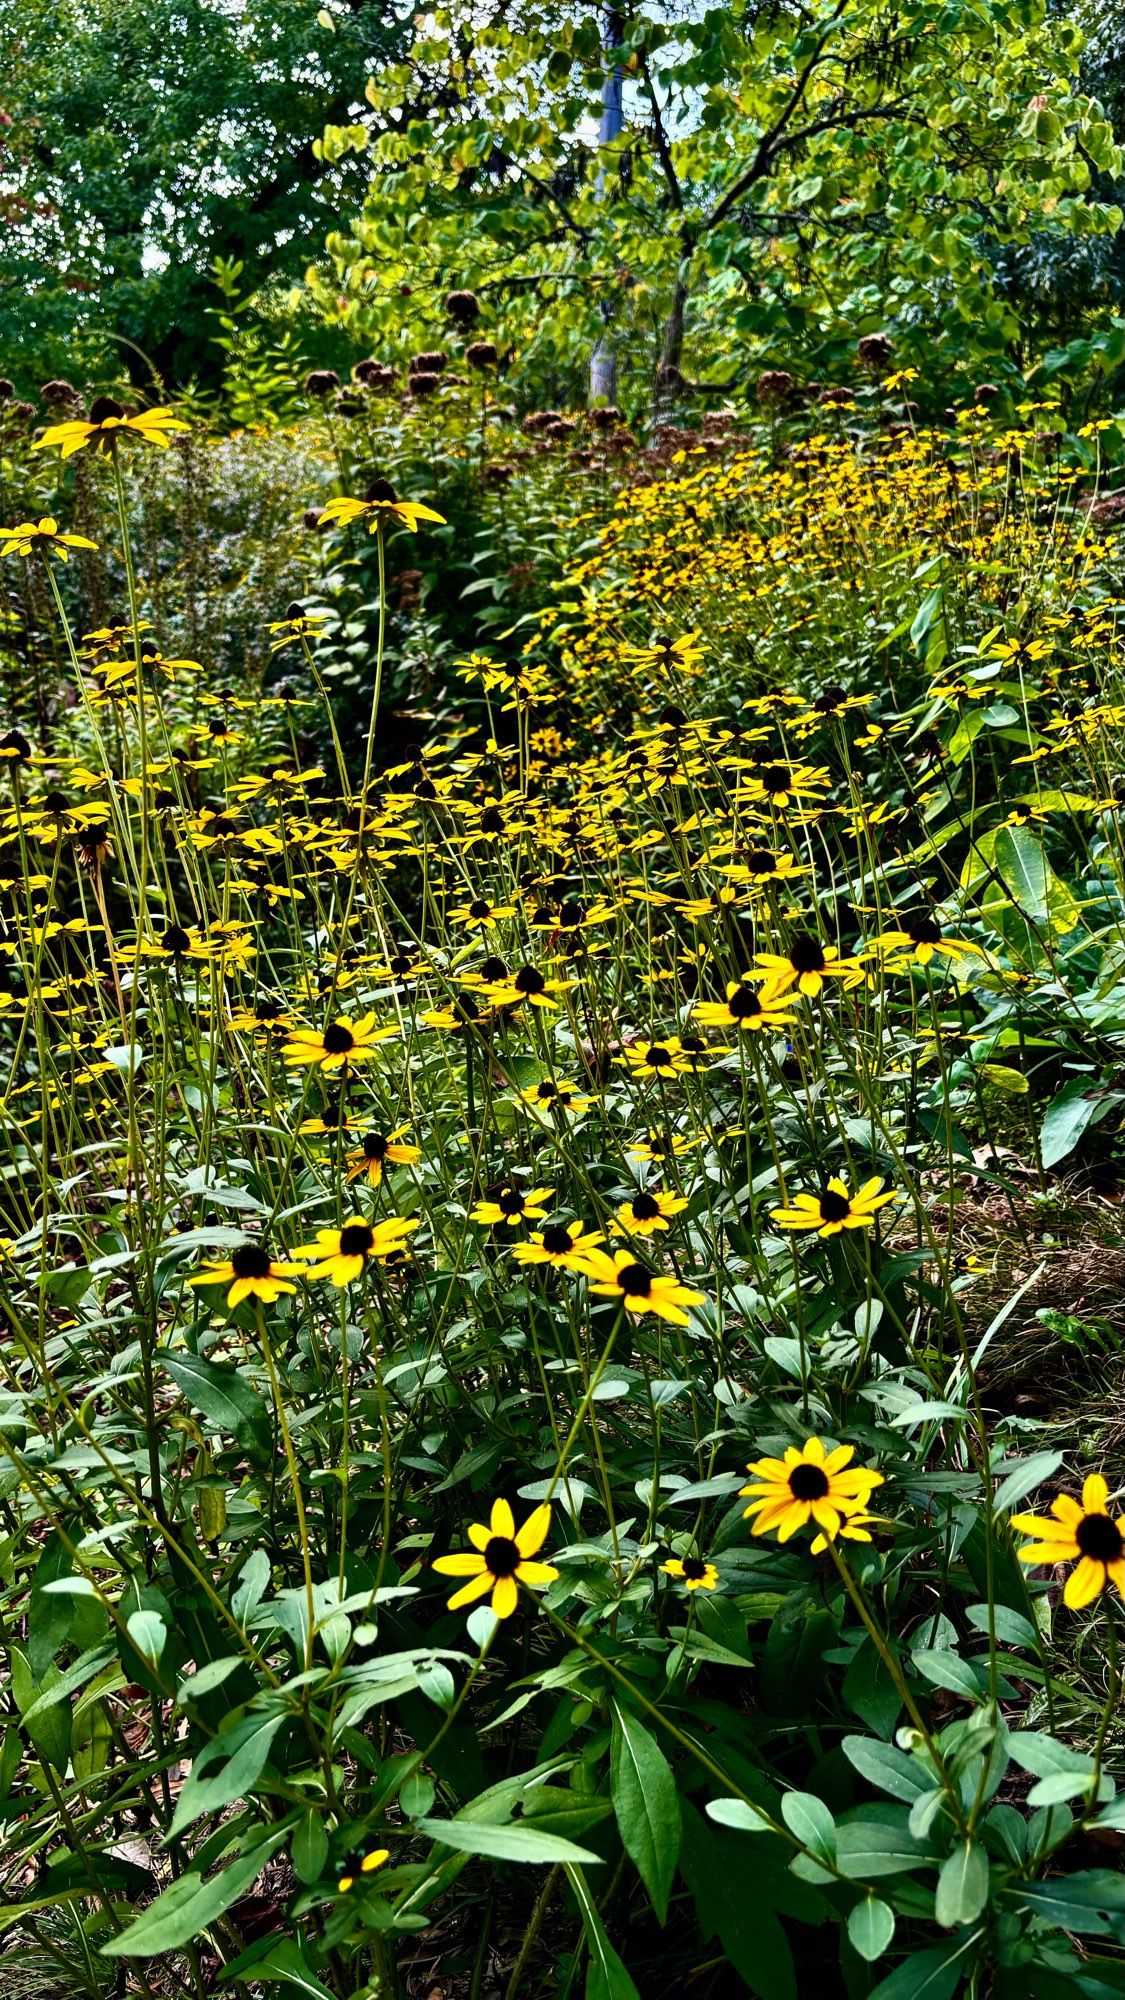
[540,1225,575,1255]
[43,791,70,814]
[362,1133,388,1161]
[788,1463,830,1501]
[558,900,585,928]
[365,478,397,504]
[745,848,779,876]
[789,935,826,974]
[631,1192,661,1221]
[514,966,545,994]
[680,1557,707,1581]
[904,913,943,946]
[231,1242,273,1279]
[161,924,191,955]
[479,955,508,981]
[617,1262,652,1296]
[728,986,761,1020]
[646,1045,671,1067]
[480,808,505,834]
[760,763,792,795]
[485,1534,520,1577]
[535,1081,560,1100]
[497,1188,526,1216]
[339,1223,375,1258]
[322,1023,356,1055]
[469,899,491,919]
[818,1188,852,1222]
[1076,1512,1124,1563]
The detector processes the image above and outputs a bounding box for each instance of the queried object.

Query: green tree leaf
[610,1701,681,1922]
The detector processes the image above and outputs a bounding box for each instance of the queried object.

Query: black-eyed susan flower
[771,1176,897,1237]
[187,1240,303,1309]
[868,912,982,969]
[521,1077,593,1115]
[317,481,445,536]
[616,1188,687,1235]
[294,1216,419,1286]
[621,1036,691,1080]
[1,517,99,562]
[433,1498,558,1618]
[483,963,571,1010]
[471,1185,555,1229]
[1011,1474,1125,1610]
[512,1221,607,1272]
[35,398,189,457]
[661,1554,719,1591]
[337,1848,390,1894]
[741,1439,884,1543]
[284,1014,394,1069]
[752,936,863,997]
[693,981,797,1032]
[583,1249,705,1324]
[345,1130,421,1186]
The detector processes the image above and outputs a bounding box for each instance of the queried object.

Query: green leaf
[610,1702,681,1923]
[1039,1080,1103,1170]
[779,1790,835,1864]
[994,823,1048,922]
[848,1896,896,1962]
[911,1650,983,1700]
[991,1452,1065,1515]
[28,1533,75,1679]
[291,1808,329,1885]
[10,1643,72,1774]
[935,1839,989,1927]
[566,1864,641,2000]
[841,1736,932,1804]
[706,1797,773,1834]
[416,1818,600,1866]
[169,1711,287,1837]
[103,1833,286,1956]
[869,1934,979,2000]
[162,1352,271,1463]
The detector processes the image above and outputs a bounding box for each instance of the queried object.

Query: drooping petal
[1064,1557,1105,1610]
[514,1560,558,1588]
[491,1574,519,1619]
[515,1504,551,1557]
[447,1570,496,1610]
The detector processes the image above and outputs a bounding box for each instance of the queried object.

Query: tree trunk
[588,8,624,408]
[653,267,689,424]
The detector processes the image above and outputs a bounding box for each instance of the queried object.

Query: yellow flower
[741,1438,884,1543]
[621,1036,691,1080]
[338,1848,390,1893]
[693,981,797,1032]
[293,1216,419,1286]
[771,1177,897,1237]
[511,1221,606,1272]
[0,517,99,561]
[471,1185,555,1228]
[661,1554,719,1591]
[868,913,981,969]
[344,1130,421,1186]
[318,480,445,535]
[583,1248,705,1325]
[433,1498,558,1618]
[616,1188,688,1236]
[284,1013,394,1068]
[187,1241,303,1309]
[1012,1475,1125,1610]
[752,936,863,997]
[35,399,189,458]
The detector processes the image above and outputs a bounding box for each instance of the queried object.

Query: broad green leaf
[161,1352,271,1463]
[168,1711,286,1836]
[566,1863,641,2000]
[706,1797,773,1834]
[103,1832,286,1956]
[417,1818,599,1865]
[994,823,1048,921]
[780,1789,835,1863]
[610,1702,681,1923]
[848,1896,896,1961]
[1039,1080,1103,1169]
[934,1839,989,1927]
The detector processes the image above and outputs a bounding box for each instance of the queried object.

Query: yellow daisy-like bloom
[1011,1474,1125,1610]
[752,936,863,997]
[293,1216,418,1286]
[616,1188,688,1236]
[283,1013,393,1069]
[661,1554,719,1592]
[35,400,189,458]
[187,1240,303,1309]
[317,481,445,535]
[621,1036,691,1080]
[433,1498,558,1618]
[344,1130,421,1186]
[471,1185,555,1229]
[583,1249,705,1325]
[868,913,981,969]
[810,1507,883,1555]
[741,1439,884,1543]
[693,981,797,1032]
[521,1077,593,1116]
[771,1176,897,1237]
[338,1848,390,1893]
[483,964,571,1011]
[0,516,99,562]
[511,1221,606,1272]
